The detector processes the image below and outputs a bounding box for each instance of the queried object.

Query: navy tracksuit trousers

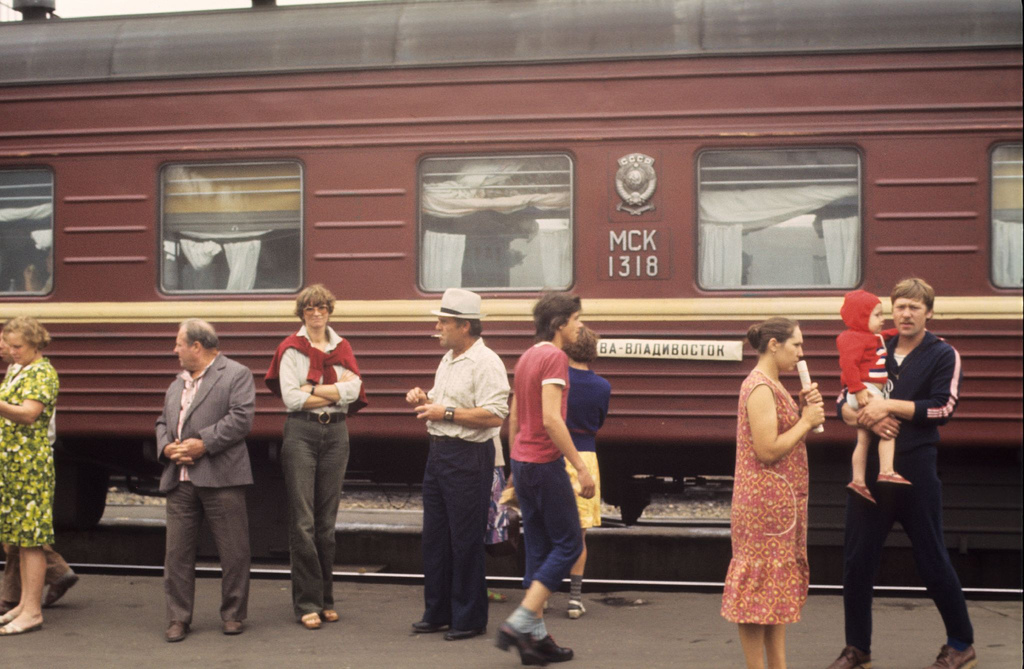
[843,445,974,653]
[420,436,494,631]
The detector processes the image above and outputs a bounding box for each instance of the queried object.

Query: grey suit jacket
[155,353,256,493]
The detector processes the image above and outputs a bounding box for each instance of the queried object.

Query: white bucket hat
[430,288,485,319]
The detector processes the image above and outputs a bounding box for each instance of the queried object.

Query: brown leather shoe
[43,570,79,608]
[926,644,977,669]
[165,621,189,642]
[826,645,872,669]
[223,620,244,635]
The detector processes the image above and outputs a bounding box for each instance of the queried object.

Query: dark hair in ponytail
[746,317,798,354]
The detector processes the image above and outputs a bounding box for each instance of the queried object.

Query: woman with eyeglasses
[265,284,367,630]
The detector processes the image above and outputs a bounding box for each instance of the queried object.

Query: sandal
[0,611,18,626]
[321,609,339,623]
[846,482,877,504]
[300,612,322,630]
[877,472,912,486]
[0,620,43,636]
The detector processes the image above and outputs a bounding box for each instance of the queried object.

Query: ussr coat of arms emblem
[615,153,657,215]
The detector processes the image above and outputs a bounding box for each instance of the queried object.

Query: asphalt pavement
[0,574,1020,668]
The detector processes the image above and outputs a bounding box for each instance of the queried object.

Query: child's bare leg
[878,437,896,476]
[850,429,870,485]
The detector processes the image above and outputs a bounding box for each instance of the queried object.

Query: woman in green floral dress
[0,317,59,636]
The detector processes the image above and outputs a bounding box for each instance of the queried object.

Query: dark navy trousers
[512,457,583,592]
[421,436,494,631]
[843,445,974,653]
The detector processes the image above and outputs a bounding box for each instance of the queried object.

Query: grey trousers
[281,415,349,618]
[164,481,251,624]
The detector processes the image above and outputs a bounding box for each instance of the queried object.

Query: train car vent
[13,0,56,21]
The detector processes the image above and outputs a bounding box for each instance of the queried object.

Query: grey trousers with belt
[281,415,350,618]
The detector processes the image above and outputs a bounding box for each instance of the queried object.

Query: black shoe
[536,635,574,662]
[444,627,486,641]
[496,622,548,666]
[412,621,449,633]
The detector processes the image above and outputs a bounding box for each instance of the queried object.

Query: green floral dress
[0,358,59,547]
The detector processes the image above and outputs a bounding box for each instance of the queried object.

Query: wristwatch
[444,406,456,422]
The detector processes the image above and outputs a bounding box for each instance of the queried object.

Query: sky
[2,0,363,20]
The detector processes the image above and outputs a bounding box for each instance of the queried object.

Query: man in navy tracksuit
[827,278,976,669]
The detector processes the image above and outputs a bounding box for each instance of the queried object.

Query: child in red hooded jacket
[837,290,911,503]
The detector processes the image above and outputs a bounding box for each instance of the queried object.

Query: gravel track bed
[106,486,731,520]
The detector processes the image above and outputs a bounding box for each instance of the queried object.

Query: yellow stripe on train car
[1,296,1020,324]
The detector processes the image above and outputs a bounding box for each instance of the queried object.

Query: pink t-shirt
[511,342,569,463]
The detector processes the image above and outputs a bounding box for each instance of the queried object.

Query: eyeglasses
[303,305,329,314]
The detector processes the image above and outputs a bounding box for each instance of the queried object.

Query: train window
[160,162,302,293]
[419,155,573,291]
[697,149,861,290]
[991,144,1023,288]
[0,169,53,295]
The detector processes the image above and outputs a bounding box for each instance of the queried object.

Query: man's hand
[856,407,900,441]
[857,399,891,424]
[177,438,206,463]
[163,439,201,466]
[414,403,445,421]
[406,387,428,406]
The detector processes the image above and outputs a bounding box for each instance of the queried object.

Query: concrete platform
[0,574,1020,668]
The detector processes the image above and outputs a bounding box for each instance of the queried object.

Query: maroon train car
[1,0,1021,529]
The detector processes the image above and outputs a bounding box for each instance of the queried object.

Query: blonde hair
[2,316,52,350]
[890,277,935,311]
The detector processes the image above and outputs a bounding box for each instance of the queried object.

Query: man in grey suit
[155,319,256,642]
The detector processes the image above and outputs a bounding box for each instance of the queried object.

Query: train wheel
[53,457,110,531]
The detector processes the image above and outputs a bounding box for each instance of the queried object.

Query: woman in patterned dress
[722,317,825,669]
[0,317,59,636]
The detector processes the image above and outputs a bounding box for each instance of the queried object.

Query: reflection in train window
[160,162,302,293]
[0,169,53,295]
[991,144,1023,288]
[697,149,861,290]
[419,155,573,292]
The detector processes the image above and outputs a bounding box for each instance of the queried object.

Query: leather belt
[288,411,345,425]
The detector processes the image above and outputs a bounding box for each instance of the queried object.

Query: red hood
[841,289,880,333]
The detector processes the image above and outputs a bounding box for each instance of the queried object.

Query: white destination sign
[597,339,743,361]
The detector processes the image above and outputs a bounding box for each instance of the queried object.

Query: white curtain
[422,160,570,218]
[699,185,857,288]
[421,230,465,290]
[699,224,743,288]
[699,185,856,230]
[821,216,859,287]
[993,219,1024,287]
[223,240,262,291]
[538,221,571,288]
[179,239,222,269]
[30,229,53,251]
[0,203,51,223]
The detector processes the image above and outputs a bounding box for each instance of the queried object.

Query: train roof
[0,0,1021,86]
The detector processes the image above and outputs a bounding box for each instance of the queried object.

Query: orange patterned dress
[721,369,809,625]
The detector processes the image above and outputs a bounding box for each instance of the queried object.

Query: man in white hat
[405,288,510,641]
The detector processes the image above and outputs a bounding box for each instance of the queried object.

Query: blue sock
[506,606,540,636]
[531,618,548,641]
[947,637,970,652]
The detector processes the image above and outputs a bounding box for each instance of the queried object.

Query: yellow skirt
[565,451,602,529]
